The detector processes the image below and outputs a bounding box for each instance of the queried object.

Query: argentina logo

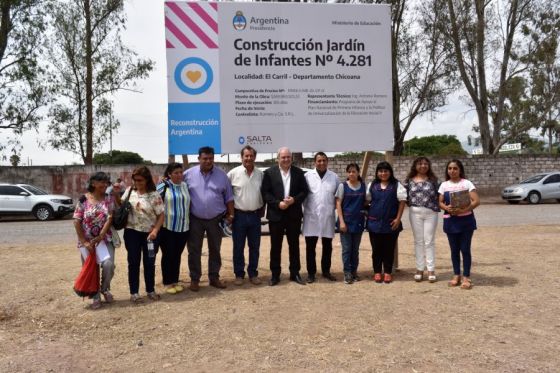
[233,11,246,31]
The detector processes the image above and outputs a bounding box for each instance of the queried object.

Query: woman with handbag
[156,162,190,295]
[73,172,117,309]
[123,166,165,302]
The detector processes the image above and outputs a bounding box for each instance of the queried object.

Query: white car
[501,172,560,204]
[0,183,74,220]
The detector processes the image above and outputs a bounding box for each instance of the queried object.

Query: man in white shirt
[303,152,340,283]
[227,146,264,285]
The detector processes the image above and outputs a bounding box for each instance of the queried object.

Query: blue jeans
[232,210,261,278]
[446,230,474,277]
[340,232,362,274]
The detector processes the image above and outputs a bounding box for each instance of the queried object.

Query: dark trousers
[187,214,223,281]
[123,228,157,294]
[369,231,400,274]
[269,215,302,278]
[305,236,333,276]
[159,228,189,285]
[446,230,474,277]
[232,210,261,278]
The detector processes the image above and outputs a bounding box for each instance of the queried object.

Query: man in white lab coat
[303,152,340,283]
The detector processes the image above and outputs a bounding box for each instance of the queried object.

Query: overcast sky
[7,0,480,166]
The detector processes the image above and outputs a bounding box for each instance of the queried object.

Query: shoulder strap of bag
[122,187,133,203]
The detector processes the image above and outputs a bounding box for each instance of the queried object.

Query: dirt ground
[1,220,559,372]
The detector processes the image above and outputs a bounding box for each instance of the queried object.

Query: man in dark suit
[261,147,309,286]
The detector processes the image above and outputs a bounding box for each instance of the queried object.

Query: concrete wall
[1,154,559,200]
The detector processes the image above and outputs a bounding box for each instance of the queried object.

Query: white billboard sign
[165,2,393,154]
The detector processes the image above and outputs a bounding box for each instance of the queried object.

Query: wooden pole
[384,151,398,271]
[181,154,189,169]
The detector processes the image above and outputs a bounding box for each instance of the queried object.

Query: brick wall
[1,154,559,200]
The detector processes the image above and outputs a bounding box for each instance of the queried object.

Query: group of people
[73,146,480,309]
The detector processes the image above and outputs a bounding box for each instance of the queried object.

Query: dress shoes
[189,280,200,292]
[290,274,306,285]
[209,279,227,289]
[268,277,280,286]
[322,273,337,281]
[306,274,316,284]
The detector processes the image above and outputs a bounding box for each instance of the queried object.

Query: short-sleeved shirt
[73,194,115,247]
[227,165,264,211]
[438,179,476,218]
[183,165,234,219]
[335,181,362,200]
[407,179,440,212]
[125,188,164,232]
[156,181,190,232]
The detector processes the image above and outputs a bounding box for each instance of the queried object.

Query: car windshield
[520,175,546,184]
[21,185,49,195]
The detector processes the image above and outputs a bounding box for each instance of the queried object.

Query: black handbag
[112,187,132,230]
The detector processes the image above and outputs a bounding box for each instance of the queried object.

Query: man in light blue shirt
[183,146,234,290]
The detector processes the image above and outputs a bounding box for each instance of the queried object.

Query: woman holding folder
[438,159,480,289]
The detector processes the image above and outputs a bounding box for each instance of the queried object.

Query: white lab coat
[303,169,340,238]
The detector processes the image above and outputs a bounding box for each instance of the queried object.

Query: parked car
[501,172,560,204]
[0,183,74,220]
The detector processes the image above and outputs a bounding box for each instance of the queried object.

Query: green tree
[0,0,48,153]
[46,0,154,165]
[9,153,20,166]
[403,135,467,156]
[443,0,560,154]
[93,150,147,165]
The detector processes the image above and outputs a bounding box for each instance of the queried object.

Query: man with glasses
[183,146,234,290]
[261,147,309,286]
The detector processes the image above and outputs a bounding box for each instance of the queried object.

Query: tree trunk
[84,0,93,165]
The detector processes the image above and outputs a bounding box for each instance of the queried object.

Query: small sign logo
[238,136,245,145]
[233,11,246,31]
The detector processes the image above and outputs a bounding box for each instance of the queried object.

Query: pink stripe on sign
[167,2,218,49]
[165,17,196,48]
[210,2,217,11]
[189,3,218,34]
[166,40,174,48]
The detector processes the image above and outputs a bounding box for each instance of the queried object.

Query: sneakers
[414,271,423,282]
[102,290,114,303]
[130,293,143,303]
[344,273,354,284]
[147,292,161,301]
[174,284,184,292]
[352,272,361,282]
[90,298,102,310]
[165,286,177,295]
[234,277,244,286]
[249,276,262,285]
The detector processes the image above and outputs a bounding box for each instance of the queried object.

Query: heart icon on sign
[186,70,202,83]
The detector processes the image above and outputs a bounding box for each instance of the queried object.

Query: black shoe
[352,272,361,282]
[322,273,337,281]
[268,277,280,286]
[306,274,316,283]
[290,274,306,285]
[344,273,354,284]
